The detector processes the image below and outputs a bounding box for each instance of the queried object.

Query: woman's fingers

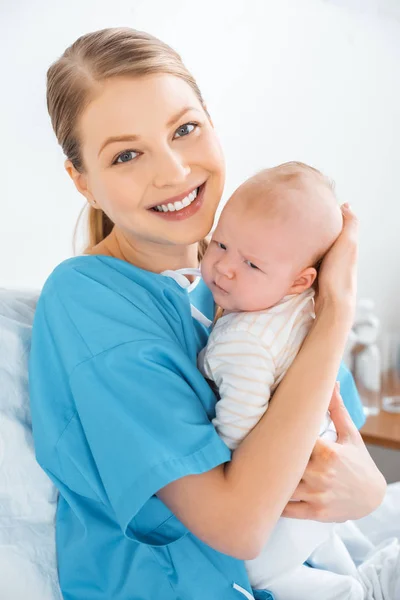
[282,500,326,521]
[328,382,361,445]
[289,481,313,502]
[340,203,359,249]
[285,375,386,523]
[282,501,310,519]
[314,203,358,320]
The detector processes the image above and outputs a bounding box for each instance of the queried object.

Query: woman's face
[71,74,225,248]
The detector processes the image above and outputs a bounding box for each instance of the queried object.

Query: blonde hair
[46,27,208,259]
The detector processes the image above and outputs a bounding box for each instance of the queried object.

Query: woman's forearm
[158,305,354,559]
[223,303,351,551]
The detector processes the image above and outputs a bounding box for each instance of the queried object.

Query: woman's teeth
[152,188,198,212]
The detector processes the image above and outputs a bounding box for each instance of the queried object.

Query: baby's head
[201,162,343,313]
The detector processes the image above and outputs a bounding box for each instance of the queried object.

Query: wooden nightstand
[358,381,400,450]
[361,411,400,450]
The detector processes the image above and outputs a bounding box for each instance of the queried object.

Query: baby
[199,162,364,600]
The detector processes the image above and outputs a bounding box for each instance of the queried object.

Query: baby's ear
[288,267,317,295]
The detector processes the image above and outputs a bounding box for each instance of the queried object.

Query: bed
[0,288,398,599]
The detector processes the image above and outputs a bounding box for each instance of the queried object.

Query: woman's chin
[173,215,215,247]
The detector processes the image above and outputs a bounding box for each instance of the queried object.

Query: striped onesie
[198,288,343,594]
[199,288,335,451]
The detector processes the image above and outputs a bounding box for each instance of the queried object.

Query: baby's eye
[216,242,227,250]
[114,150,139,164]
[174,122,197,138]
[245,260,259,270]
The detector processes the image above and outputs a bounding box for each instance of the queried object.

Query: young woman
[29,27,385,600]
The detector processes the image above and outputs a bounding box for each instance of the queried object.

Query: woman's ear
[287,267,317,295]
[65,160,98,207]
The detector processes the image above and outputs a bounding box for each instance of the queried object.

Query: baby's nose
[216,259,235,279]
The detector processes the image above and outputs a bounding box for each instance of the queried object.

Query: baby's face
[201,199,301,312]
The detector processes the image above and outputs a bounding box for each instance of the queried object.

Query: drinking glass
[381,333,400,413]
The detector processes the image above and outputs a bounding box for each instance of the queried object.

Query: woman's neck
[89,227,200,274]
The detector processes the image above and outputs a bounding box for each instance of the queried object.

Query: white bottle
[343,329,358,372]
[355,345,381,393]
[353,299,381,394]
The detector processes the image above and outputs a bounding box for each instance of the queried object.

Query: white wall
[2,0,400,331]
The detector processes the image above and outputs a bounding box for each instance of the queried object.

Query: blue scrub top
[29,255,364,600]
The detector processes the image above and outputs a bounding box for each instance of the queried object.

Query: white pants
[248,531,364,600]
[246,486,400,600]
[245,518,336,587]
[246,419,338,588]
[264,529,400,600]
[265,563,364,600]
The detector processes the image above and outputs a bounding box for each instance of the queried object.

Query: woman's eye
[245,260,259,270]
[174,122,197,138]
[217,242,227,250]
[114,150,139,164]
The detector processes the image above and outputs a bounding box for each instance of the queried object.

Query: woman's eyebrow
[98,134,140,157]
[166,106,201,127]
[98,106,202,157]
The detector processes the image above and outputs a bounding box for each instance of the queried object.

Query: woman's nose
[153,148,191,188]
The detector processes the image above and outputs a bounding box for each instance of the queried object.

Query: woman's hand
[282,384,387,522]
[315,204,358,327]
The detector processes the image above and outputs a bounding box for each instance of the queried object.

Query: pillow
[0,289,61,600]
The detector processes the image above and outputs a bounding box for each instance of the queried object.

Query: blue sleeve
[337,362,365,429]
[61,338,231,538]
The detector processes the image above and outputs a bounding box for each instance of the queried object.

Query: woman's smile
[148,181,207,221]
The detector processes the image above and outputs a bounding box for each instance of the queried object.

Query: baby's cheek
[245,286,270,312]
[200,255,212,287]
[233,283,252,311]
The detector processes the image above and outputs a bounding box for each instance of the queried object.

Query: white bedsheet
[0,289,62,600]
[342,483,400,599]
[0,288,398,600]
